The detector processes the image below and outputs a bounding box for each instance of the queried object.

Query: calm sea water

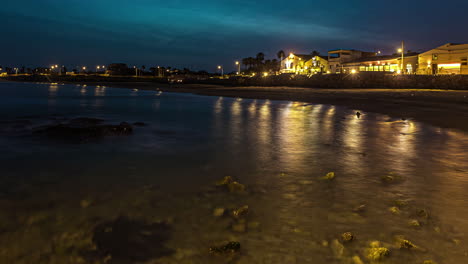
[0,81,468,264]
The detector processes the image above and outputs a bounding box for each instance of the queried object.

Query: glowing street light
[235,61,240,75]
[218,65,223,77]
[351,69,357,74]
[398,41,405,74]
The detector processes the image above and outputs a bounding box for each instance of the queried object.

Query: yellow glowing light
[398,48,403,53]
[263,72,268,77]
[82,67,86,70]
[438,63,461,68]
[351,69,357,74]
[55,65,58,67]
[97,66,100,69]
[217,66,222,69]
[235,61,239,65]
[397,70,402,74]
[289,53,294,59]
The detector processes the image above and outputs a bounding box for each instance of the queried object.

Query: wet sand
[63,81,468,133]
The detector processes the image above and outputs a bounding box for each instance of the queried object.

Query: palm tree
[277,50,285,61]
[256,52,265,67]
[310,50,320,56]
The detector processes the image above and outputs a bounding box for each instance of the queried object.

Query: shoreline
[3,80,468,133]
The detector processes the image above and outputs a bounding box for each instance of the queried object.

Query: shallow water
[0,82,468,264]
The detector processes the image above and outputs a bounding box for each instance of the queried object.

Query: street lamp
[235,61,240,75]
[398,41,405,74]
[218,65,223,77]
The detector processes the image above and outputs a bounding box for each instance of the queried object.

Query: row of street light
[217,61,241,77]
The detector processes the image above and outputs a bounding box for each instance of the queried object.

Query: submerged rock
[89,216,173,263]
[213,208,225,217]
[389,206,401,215]
[396,236,418,250]
[321,172,335,181]
[216,176,245,193]
[417,209,430,219]
[341,232,355,242]
[34,119,133,143]
[232,205,249,219]
[381,172,404,184]
[209,241,241,254]
[216,176,233,186]
[353,204,366,213]
[408,219,421,228]
[331,239,344,258]
[365,241,390,261]
[228,181,245,193]
[352,255,364,264]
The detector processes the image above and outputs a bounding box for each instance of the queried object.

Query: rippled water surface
[1,82,468,264]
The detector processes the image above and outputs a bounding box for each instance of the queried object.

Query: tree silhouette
[277,50,285,61]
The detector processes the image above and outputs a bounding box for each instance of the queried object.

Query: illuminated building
[341,53,419,74]
[417,43,468,75]
[327,49,376,74]
[280,53,328,74]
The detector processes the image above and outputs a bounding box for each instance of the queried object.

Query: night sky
[2,0,467,71]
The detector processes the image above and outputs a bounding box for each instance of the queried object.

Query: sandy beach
[65,81,468,133]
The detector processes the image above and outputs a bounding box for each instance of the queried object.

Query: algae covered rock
[228,181,245,193]
[365,241,390,261]
[209,241,241,254]
[341,232,355,242]
[213,208,225,217]
[216,176,233,186]
[389,206,401,215]
[408,219,421,228]
[398,238,417,249]
[331,239,344,258]
[216,176,246,193]
[232,205,249,219]
[352,255,365,264]
[381,172,404,184]
[417,209,430,219]
[321,172,335,181]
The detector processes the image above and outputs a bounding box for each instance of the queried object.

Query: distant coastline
[2,76,468,133]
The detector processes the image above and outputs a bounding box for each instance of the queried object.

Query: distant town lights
[351,69,357,74]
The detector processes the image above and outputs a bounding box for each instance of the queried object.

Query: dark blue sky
[2,0,467,71]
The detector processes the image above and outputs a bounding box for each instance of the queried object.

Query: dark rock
[34,119,133,143]
[209,241,241,254]
[88,216,174,263]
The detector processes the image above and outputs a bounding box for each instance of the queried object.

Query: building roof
[345,55,399,63]
[292,54,314,61]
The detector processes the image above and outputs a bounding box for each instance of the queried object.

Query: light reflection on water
[0,82,468,263]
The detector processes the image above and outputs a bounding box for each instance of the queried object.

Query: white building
[417,43,468,75]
